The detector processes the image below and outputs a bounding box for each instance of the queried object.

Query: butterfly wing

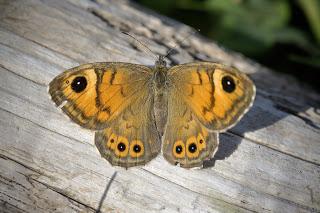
[49,63,161,167]
[167,62,255,132]
[162,91,219,168]
[49,62,152,130]
[162,62,255,168]
[94,87,161,168]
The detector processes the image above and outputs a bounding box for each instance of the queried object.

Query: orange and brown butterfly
[49,52,255,168]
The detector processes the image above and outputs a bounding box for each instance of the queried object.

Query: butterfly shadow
[202,103,280,168]
[95,171,117,213]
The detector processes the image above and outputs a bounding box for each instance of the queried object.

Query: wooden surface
[0,0,319,212]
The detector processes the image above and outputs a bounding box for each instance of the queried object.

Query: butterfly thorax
[154,55,168,89]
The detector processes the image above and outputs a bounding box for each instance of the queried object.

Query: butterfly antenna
[164,28,200,58]
[122,31,158,60]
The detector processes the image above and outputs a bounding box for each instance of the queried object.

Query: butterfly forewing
[49,62,152,130]
[167,62,256,132]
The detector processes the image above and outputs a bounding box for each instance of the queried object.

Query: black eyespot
[222,76,236,93]
[133,144,141,153]
[110,139,114,143]
[199,139,203,144]
[176,145,183,154]
[71,76,87,93]
[188,143,197,153]
[117,142,126,152]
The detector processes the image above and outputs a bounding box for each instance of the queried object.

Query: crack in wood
[31,178,97,212]
[141,169,257,212]
[0,199,29,213]
[0,154,98,212]
[0,107,92,148]
[228,130,320,167]
[274,104,320,130]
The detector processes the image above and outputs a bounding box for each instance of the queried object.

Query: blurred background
[133,0,320,91]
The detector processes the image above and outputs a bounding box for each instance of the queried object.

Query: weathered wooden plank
[0,108,317,212]
[0,109,253,213]
[0,0,319,212]
[0,67,319,211]
[0,155,96,213]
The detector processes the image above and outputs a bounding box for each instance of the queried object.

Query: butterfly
[49,55,255,168]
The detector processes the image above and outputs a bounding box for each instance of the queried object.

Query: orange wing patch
[49,63,152,130]
[211,68,245,118]
[197,131,207,152]
[98,68,142,121]
[186,136,200,158]
[106,132,117,150]
[130,140,145,158]
[172,140,185,159]
[60,69,100,118]
[169,63,255,131]
[114,136,130,157]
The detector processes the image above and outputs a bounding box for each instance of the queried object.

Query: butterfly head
[154,55,168,88]
[155,55,167,69]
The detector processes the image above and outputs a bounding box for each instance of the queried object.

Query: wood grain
[0,0,319,212]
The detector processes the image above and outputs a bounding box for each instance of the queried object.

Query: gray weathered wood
[0,0,319,212]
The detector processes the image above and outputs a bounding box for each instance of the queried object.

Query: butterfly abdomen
[153,83,168,137]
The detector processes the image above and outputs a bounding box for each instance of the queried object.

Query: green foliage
[205,0,292,56]
[136,0,320,71]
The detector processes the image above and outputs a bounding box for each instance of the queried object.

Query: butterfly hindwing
[167,62,255,132]
[95,87,161,168]
[162,90,219,168]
